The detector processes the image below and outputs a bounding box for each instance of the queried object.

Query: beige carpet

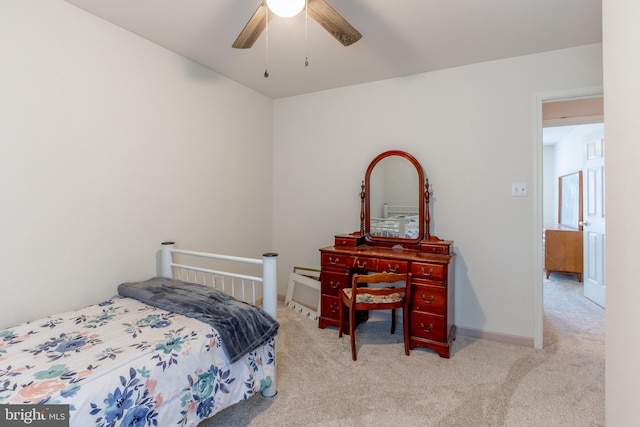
[200,274,604,426]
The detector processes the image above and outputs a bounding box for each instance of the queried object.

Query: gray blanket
[118,277,279,363]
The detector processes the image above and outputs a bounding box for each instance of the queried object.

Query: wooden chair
[338,271,412,361]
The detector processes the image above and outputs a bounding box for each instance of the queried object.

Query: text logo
[0,405,69,427]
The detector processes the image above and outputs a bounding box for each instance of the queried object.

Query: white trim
[456,326,534,348]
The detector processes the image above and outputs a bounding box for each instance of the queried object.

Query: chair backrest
[350,272,411,309]
[352,272,408,288]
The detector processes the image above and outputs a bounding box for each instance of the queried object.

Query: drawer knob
[420,267,434,276]
[330,281,340,289]
[387,263,400,272]
[329,257,340,265]
[356,260,367,268]
[420,294,435,304]
[330,304,339,313]
[420,322,434,333]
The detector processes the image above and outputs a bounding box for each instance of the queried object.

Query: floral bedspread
[0,296,275,427]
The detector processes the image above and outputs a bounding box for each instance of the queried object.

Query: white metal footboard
[160,241,278,397]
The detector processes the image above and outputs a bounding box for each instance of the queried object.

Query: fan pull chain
[264,7,269,78]
[304,0,309,67]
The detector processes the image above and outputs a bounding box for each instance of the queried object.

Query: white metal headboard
[160,242,278,321]
[382,203,419,218]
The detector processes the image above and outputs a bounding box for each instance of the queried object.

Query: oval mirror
[364,150,425,246]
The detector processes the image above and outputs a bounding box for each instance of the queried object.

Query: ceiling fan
[232,0,362,49]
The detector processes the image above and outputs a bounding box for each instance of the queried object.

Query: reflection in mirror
[369,156,420,239]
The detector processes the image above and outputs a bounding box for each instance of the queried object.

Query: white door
[582,128,606,307]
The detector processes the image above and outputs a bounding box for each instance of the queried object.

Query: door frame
[534,85,603,349]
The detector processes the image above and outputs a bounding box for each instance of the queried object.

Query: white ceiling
[62,0,602,99]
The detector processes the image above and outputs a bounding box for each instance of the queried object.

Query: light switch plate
[512,182,528,196]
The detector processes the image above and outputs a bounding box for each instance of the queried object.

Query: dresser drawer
[321,253,349,268]
[350,256,377,271]
[411,262,445,281]
[410,312,446,343]
[419,241,452,255]
[411,283,446,314]
[320,294,341,319]
[334,234,365,247]
[321,270,349,296]
[377,259,409,274]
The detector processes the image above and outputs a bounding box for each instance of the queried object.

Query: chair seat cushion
[343,288,405,304]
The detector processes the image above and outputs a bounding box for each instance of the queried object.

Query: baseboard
[456,326,534,347]
[342,311,535,348]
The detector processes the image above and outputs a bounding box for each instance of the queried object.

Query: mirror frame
[558,170,583,230]
[362,150,427,247]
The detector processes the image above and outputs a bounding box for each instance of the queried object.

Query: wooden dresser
[319,241,456,358]
[544,225,583,282]
[324,150,456,358]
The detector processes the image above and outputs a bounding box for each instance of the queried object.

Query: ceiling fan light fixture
[266,0,305,18]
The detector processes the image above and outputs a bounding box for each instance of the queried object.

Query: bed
[0,242,278,427]
[370,204,419,239]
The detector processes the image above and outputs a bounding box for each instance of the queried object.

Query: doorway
[534,90,604,349]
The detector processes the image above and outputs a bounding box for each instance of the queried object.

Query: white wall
[273,44,603,342]
[603,0,640,423]
[0,0,274,328]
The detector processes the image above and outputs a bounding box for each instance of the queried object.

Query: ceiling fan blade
[307,0,362,46]
[232,2,272,49]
